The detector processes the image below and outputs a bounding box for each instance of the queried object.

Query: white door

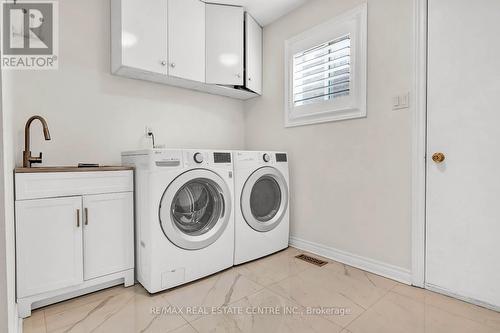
[15,197,83,298]
[168,0,205,82]
[245,13,262,94]
[206,4,244,85]
[426,0,500,308]
[119,0,168,74]
[83,192,134,280]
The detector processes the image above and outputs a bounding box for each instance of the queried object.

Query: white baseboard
[15,304,21,333]
[289,236,411,285]
[425,283,500,312]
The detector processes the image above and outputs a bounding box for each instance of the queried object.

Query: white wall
[244,0,412,271]
[0,68,10,333]
[1,68,18,333]
[4,0,245,168]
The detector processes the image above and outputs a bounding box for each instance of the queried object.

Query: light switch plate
[393,96,400,109]
[392,92,410,110]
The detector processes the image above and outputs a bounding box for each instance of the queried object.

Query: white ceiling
[207,0,308,26]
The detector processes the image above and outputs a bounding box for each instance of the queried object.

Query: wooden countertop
[15,166,134,173]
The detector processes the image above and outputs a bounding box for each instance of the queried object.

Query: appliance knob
[263,153,271,163]
[193,152,204,164]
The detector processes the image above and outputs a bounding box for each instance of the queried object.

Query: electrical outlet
[145,126,153,136]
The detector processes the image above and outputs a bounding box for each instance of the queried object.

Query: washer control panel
[214,152,231,163]
[183,150,233,169]
[152,150,182,168]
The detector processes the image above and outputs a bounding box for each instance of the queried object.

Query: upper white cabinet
[112,0,206,82]
[206,4,244,86]
[245,13,263,95]
[111,0,262,99]
[168,0,205,82]
[111,0,168,75]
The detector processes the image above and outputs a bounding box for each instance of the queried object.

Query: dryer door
[241,167,288,232]
[159,169,232,250]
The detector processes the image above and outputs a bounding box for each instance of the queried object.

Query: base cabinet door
[83,192,134,280]
[15,197,83,298]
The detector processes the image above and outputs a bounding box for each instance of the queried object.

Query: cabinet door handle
[77,209,80,227]
[84,208,89,225]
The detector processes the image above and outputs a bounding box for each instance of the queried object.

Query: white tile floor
[23,247,500,333]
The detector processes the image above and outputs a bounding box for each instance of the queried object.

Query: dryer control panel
[275,153,287,162]
[235,151,288,168]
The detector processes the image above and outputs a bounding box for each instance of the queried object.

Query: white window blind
[292,35,351,107]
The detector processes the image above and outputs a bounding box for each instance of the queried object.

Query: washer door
[241,167,288,232]
[159,169,232,250]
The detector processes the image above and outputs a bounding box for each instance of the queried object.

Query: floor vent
[295,254,328,267]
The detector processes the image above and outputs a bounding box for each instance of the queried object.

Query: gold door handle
[77,209,80,227]
[432,152,445,163]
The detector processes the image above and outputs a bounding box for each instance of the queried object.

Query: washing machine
[121,149,234,293]
[233,151,290,265]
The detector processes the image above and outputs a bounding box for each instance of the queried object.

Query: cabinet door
[83,192,134,280]
[245,13,262,95]
[206,4,244,85]
[118,0,168,74]
[168,0,205,82]
[16,197,83,298]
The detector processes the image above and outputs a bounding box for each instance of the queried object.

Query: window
[293,35,351,107]
[284,4,367,127]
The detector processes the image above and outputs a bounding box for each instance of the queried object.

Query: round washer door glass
[241,167,288,232]
[171,179,222,236]
[160,169,232,250]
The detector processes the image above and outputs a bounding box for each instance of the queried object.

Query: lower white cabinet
[15,169,135,318]
[16,197,84,299]
[83,192,134,280]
